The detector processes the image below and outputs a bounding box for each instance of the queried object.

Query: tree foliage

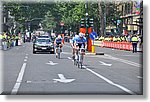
[3,1,132,34]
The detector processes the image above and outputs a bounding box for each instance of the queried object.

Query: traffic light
[89,18,94,27]
[80,18,85,28]
[80,18,94,28]
[85,17,89,28]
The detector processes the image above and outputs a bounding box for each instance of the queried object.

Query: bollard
[92,45,95,53]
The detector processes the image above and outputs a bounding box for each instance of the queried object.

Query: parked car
[33,37,54,54]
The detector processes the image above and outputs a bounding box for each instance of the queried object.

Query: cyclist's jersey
[70,36,78,44]
[75,37,87,48]
[55,38,62,45]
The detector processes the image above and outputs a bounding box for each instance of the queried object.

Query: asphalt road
[1,42,143,95]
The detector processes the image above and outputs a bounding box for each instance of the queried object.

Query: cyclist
[54,35,63,56]
[70,34,79,59]
[74,33,87,68]
[74,33,87,50]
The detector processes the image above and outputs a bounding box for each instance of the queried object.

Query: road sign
[89,31,98,40]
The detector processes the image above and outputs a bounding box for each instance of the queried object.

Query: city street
[2,42,142,95]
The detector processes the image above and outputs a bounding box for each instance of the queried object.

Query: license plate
[42,48,47,50]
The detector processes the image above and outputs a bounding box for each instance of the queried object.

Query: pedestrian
[131,34,138,53]
[15,34,19,46]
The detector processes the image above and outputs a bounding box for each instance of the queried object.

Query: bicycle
[55,44,62,59]
[74,44,85,69]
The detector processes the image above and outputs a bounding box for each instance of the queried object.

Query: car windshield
[38,36,49,38]
[37,39,51,43]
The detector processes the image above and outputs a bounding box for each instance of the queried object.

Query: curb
[86,52,104,55]
[95,52,105,55]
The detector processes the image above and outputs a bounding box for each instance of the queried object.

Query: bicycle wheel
[80,55,83,69]
[58,52,60,59]
[77,61,80,68]
[80,62,82,69]
[74,58,76,65]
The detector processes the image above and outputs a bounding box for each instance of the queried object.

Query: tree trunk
[98,1,104,36]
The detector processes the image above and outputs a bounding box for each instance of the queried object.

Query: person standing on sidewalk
[15,34,19,46]
[131,34,138,53]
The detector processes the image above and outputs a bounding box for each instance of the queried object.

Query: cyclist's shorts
[76,43,85,48]
[56,42,61,47]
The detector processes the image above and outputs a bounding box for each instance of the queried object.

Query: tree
[42,11,56,31]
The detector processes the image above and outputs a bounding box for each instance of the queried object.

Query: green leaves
[42,11,56,30]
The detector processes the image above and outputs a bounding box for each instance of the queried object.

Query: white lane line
[85,67,136,95]
[137,76,143,79]
[68,57,74,61]
[67,57,72,59]
[24,59,27,62]
[11,63,27,95]
[25,56,28,59]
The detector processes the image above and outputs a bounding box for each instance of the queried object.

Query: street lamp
[85,13,88,16]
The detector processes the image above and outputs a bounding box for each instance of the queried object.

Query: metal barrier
[93,41,142,52]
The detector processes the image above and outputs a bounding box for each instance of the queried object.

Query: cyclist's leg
[55,45,59,55]
[75,46,79,60]
[72,47,75,59]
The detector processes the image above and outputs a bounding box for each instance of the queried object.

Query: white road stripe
[25,56,28,59]
[11,63,27,95]
[137,76,143,79]
[24,59,27,62]
[85,67,136,95]
[67,57,72,59]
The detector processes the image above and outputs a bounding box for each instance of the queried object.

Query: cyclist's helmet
[79,33,84,38]
[58,35,61,39]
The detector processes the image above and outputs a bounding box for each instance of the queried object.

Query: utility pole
[104,4,106,36]
[98,0,104,36]
[85,1,89,51]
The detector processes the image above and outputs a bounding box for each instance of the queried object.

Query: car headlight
[34,44,39,47]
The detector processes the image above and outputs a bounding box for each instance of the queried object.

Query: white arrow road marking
[46,61,58,65]
[99,61,112,67]
[53,74,75,83]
